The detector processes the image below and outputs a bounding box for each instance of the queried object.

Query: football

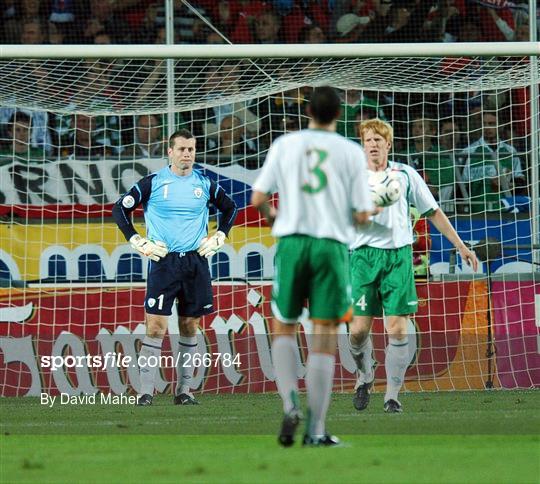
[368,169,402,207]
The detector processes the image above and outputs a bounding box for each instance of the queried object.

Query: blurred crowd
[0,0,534,45]
[0,85,532,214]
[0,0,536,215]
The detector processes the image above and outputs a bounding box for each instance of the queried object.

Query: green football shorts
[351,245,418,317]
[272,235,352,323]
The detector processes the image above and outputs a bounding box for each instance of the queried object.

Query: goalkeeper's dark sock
[139,336,163,396]
[272,336,299,414]
[349,335,374,387]
[176,335,198,396]
[384,336,409,403]
[306,352,335,437]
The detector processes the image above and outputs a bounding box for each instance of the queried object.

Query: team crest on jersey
[147,298,156,308]
[122,195,135,208]
[193,187,203,198]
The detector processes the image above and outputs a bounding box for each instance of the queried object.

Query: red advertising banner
[492,280,540,388]
[3,280,534,396]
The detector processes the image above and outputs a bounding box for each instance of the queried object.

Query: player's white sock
[349,335,374,387]
[384,336,409,403]
[139,336,163,396]
[272,336,299,413]
[176,335,198,396]
[306,352,335,437]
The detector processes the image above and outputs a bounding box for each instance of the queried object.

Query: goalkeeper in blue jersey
[112,129,237,406]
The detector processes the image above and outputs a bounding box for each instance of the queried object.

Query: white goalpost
[0,41,538,396]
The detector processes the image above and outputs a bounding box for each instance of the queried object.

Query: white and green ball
[368,169,402,207]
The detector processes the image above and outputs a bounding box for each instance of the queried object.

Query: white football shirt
[252,129,373,245]
[351,161,439,250]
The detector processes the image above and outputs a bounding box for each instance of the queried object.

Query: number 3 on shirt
[302,148,328,194]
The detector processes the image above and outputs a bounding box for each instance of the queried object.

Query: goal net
[0,43,538,396]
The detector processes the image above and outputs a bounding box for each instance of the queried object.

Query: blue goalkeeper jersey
[113,166,237,252]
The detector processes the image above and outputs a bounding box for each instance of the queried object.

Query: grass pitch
[1,391,538,483]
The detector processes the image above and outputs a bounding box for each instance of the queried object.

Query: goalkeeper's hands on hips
[197,231,226,258]
[130,234,168,262]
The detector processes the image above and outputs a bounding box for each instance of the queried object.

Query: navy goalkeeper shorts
[145,251,214,317]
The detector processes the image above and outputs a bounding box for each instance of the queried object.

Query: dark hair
[9,112,31,125]
[299,24,325,43]
[309,86,341,125]
[168,128,194,148]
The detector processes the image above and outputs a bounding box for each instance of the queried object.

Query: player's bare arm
[353,210,372,225]
[251,190,277,226]
[427,208,479,271]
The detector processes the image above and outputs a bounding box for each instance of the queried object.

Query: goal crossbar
[1,42,539,59]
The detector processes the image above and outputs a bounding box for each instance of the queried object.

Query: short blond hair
[358,118,393,144]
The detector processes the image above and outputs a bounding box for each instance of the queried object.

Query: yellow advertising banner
[0,223,274,281]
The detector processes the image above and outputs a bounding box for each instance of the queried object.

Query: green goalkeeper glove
[129,235,168,262]
[197,231,226,258]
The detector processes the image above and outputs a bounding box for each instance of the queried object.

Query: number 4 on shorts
[356,294,367,311]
